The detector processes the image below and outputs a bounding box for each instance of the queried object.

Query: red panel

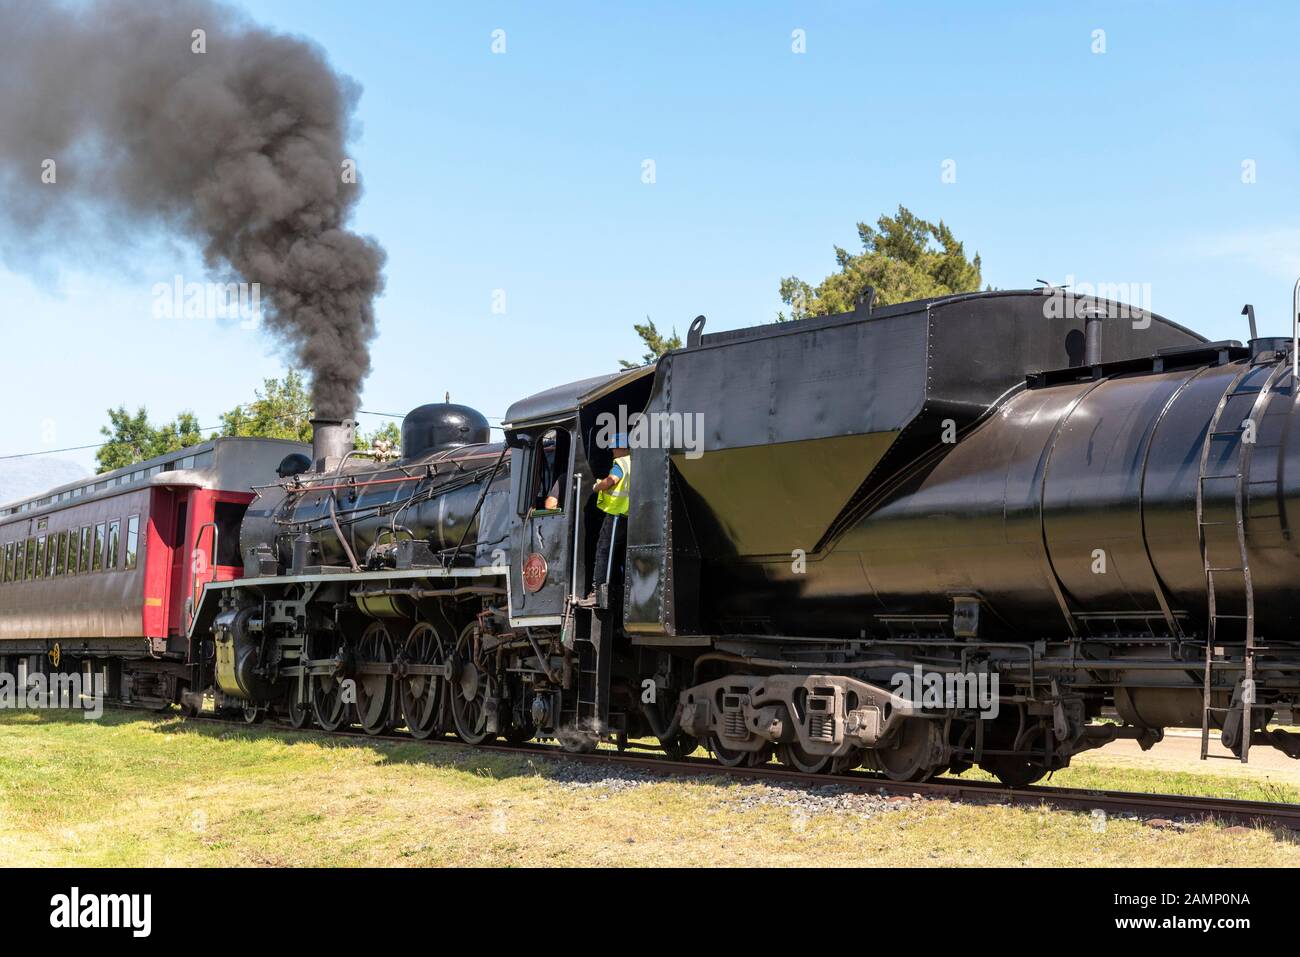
[141,486,254,638]
[179,488,254,634]
[142,488,175,639]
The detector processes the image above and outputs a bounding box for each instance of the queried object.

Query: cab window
[531,428,570,512]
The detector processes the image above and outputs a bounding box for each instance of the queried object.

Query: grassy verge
[952,763,1300,804]
[1,710,1298,867]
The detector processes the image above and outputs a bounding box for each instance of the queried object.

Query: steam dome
[401,403,491,459]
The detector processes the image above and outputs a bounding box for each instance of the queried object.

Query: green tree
[778,206,983,320]
[96,407,204,473]
[356,420,402,457]
[94,370,324,474]
[217,370,313,442]
[619,317,681,369]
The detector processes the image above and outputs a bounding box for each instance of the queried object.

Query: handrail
[570,473,583,601]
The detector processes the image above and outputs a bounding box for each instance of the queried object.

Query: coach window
[17,541,27,580]
[78,526,91,573]
[107,520,121,570]
[92,523,106,572]
[55,531,67,576]
[2,542,11,582]
[125,515,140,570]
[67,529,78,576]
[35,536,45,579]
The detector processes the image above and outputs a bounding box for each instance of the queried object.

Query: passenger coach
[0,437,307,706]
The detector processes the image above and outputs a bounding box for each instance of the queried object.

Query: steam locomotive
[6,288,1300,785]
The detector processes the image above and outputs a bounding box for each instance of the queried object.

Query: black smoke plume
[0,0,385,418]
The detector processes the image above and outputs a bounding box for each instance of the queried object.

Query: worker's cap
[610,433,629,448]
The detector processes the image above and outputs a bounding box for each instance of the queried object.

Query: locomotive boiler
[12,286,1296,788]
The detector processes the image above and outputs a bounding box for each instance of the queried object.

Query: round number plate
[522,553,548,592]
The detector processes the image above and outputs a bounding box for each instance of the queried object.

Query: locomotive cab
[502,365,656,630]
[505,422,578,625]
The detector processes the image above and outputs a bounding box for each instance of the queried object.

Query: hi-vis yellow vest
[597,455,631,516]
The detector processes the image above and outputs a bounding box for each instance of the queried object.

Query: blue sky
[4,0,1299,471]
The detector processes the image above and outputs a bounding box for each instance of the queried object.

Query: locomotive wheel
[241,702,263,725]
[355,622,396,736]
[285,688,311,729]
[777,741,831,774]
[981,756,1048,788]
[450,623,495,745]
[980,722,1050,787]
[313,677,350,732]
[661,731,699,760]
[399,621,449,740]
[709,737,760,767]
[831,749,864,774]
[874,719,940,782]
[309,629,352,732]
[502,712,537,744]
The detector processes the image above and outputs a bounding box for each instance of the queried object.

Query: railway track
[160,707,1300,831]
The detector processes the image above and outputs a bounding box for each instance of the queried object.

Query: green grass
[2,710,1299,867]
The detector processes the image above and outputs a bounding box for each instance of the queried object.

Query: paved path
[1072,728,1300,784]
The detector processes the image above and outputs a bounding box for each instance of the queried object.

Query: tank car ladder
[1196,360,1288,761]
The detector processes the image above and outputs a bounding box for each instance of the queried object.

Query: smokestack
[0,0,386,419]
[310,418,356,472]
